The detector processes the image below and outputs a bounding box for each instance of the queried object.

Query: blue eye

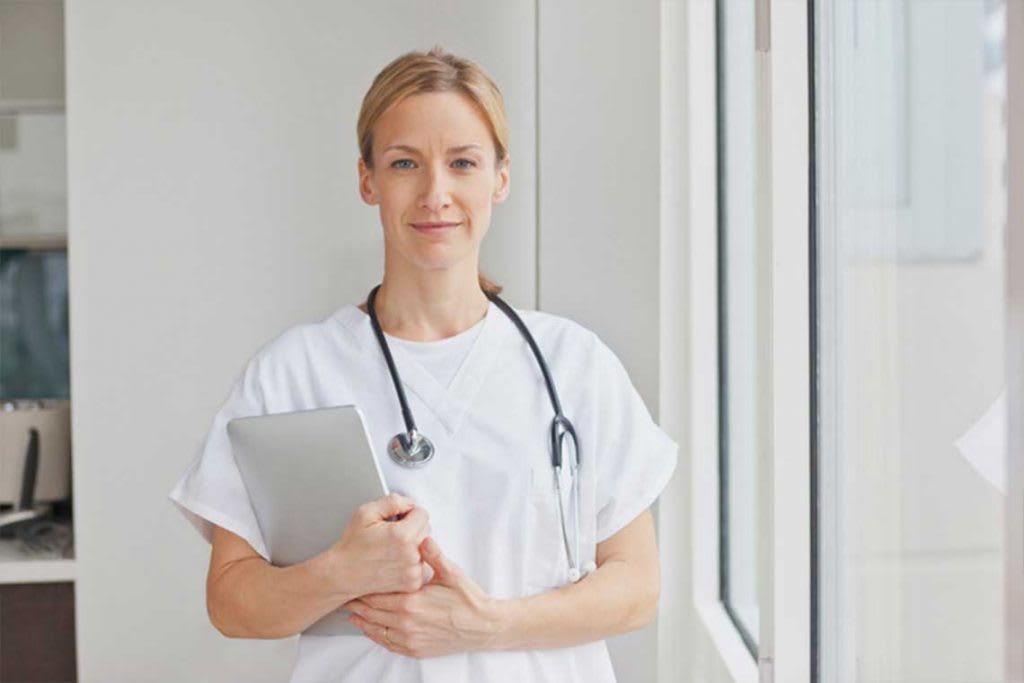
[391,159,415,169]
[452,159,477,169]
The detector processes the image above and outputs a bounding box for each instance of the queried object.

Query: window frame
[759,2,814,681]
[688,0,761,679]
[1005,0,1024,677]
[716,0,762,657]
[688,0,814,680]
[687,3,760,680]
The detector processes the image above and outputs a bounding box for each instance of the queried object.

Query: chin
[408,251,476,274]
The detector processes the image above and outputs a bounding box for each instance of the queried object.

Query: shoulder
[516,307,596,347]
[514,307,624,370]
[513,309,645,414]
[246,304,358,375]
[516,307,639,385]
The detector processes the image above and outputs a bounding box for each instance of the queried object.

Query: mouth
[410,221,461,235]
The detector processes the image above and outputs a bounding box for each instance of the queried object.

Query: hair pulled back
[357,46,509,296]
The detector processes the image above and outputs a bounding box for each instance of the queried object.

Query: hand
[327,493,431,597]
[345,537,503,658]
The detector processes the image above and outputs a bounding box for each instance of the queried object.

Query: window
[717,0,760,655]
[814,0,1009,680]
[0,249,69,399]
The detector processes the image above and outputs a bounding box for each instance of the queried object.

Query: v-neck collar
[335,300,515,436]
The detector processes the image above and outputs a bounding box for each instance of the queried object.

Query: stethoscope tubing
[366,285,419,435]
[485,292,564,419]
[365,284,587,581]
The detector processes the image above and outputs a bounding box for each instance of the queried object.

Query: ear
[358,157,379,206]
[492,157,511,204]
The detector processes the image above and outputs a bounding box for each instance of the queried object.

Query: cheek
[467,198,492,229]
[463,184,496,223]
[376,186,413,226]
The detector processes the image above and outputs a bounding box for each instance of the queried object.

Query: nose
[418,163,452,214]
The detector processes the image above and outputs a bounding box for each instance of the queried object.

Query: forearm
[490,558,658,651]
[209,550,357,640]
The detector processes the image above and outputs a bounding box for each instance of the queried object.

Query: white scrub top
[168,300,678,683]
[386,316,485,389]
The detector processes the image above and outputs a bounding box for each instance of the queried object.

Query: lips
[410,221,461,234]
[411,222,460,229]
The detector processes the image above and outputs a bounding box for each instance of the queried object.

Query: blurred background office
[0,1,1020,681]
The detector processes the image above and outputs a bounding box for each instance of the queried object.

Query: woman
[169,46,678,682]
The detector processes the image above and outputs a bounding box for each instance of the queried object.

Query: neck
[366,254,490,342]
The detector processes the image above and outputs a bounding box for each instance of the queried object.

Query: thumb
[421,537,458,584]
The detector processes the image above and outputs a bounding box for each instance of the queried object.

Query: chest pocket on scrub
[524,463,568,593]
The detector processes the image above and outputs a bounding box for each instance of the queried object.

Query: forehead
[374,91,494,152]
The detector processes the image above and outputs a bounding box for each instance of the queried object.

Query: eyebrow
[382,144,484,155]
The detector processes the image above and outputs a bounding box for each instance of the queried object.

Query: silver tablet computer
[227,404,389,636]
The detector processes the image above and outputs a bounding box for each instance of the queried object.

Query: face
[358,91,510,275]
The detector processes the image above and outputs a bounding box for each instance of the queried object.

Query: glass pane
[0,250,69,399]
[815,0,1007,680]
[718,0,759,653]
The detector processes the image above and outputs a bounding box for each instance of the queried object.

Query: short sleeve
[168,355,271,561]
[589,336,679,544]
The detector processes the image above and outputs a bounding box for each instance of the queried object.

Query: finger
[420,536,439,561]
[359,592,407,611]
[351,615,412,656]
[347,599,402,628]
[372,492,415,521]
[350,613,385,640]
[394,506,430,541]
[351,615,387,646]
[422,559,433,584]
[420,537,459,583]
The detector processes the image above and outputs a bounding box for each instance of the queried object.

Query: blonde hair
[357,46,507,296]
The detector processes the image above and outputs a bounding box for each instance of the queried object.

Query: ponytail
[478,271,503,296]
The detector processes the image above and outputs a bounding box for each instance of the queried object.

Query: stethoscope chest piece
[388,429,435,468]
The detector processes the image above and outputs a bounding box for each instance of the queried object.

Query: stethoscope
[366,284,596,583]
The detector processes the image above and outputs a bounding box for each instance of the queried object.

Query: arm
[491,507,661,650]
[346,507,661,656]
[207,494,432,639]
[206,525,356,639]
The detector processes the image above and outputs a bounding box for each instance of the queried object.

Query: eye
[390,159,416,169]
[452,158,477,169]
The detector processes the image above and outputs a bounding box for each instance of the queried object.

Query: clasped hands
[330,493,503,659]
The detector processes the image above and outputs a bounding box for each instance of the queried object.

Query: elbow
[636,590,661,630]
[206,589,292,640]
[626,577,661,632]
[207,585,256,639]
[207,591,239,639]
[209,617,238,639]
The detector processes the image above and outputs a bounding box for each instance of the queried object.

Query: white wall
[537,0,663,407]
[66,1,668,681]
